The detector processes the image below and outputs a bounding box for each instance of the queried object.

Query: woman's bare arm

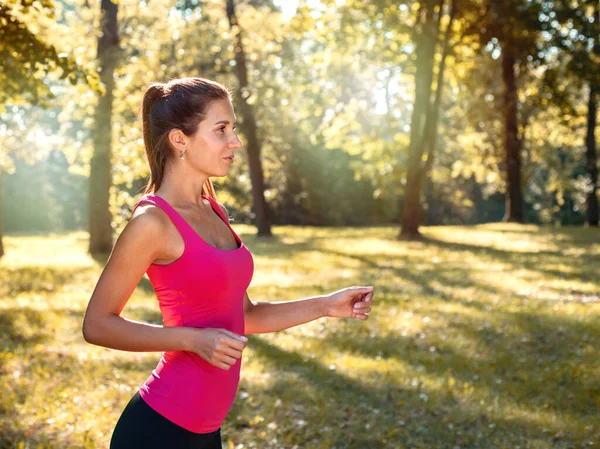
[242,292,329,334]
[242,287,373,335]
[82,207,195,351]
[82,206,247,369]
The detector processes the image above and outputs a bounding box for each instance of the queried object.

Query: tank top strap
[204,196,242,246]
[203,196,228,223]
[133,194,195,240]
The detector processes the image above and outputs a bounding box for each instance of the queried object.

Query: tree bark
[585,81,598,226]
[225,0,272,237]
[88,0,119,254]
[0,171,4,258]
[500,43,524,223]
[585,5,599,226]
[399,2,437,240]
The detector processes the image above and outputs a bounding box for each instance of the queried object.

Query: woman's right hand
[188,328,248,370]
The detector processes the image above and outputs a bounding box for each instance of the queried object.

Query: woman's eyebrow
[213,119,237,125]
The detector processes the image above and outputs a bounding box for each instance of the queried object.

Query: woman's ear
[167,128,187,154]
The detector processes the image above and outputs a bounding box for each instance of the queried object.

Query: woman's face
[181,98,243,178]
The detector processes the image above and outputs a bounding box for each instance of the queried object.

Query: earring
[180,149,185,160]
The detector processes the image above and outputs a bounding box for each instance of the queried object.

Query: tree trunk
[399,3,437,240]
[400,0,454,239]
[225,0,272,237]
[423,175,434,226]
[88,0,119,254]
[0,171,4,258]
[585,81,598,226]
[500,43,524,223]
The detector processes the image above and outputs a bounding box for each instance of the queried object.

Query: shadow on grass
[324,306,599,424]
[243,335,587,448]
[0,306,48,349]
[473,224,600,242]
[421,236,600,285]
[314,247,508,310]
[314,236,598,310]
[239,335,401,448]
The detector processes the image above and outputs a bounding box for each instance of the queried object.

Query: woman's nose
[230,134,243,149]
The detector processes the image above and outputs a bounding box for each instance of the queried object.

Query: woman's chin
[204,164,232,178]
[212,169,230,178]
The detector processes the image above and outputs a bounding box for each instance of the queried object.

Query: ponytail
[202,178,217,200]
[142,83,167,194]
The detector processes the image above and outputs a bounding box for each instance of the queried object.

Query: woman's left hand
[324,285,374,320]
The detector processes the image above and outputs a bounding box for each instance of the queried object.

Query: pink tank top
[133,194,254,433]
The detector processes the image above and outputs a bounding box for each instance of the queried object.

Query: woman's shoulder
[127,200,172,238]
[103,201,174,265]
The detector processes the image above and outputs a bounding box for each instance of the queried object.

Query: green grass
[1,224,599,449]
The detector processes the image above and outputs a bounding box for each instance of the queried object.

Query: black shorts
[110,391,222,449]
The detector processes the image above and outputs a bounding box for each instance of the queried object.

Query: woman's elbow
[82,313,107,345]
[81,318,97,344]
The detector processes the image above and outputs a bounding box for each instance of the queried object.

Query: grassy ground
[0,223,598,449]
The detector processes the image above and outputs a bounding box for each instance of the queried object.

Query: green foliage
[1,226,599,447]
[0,0,100,110]
[543,0,600,87]
[3,0,598,235]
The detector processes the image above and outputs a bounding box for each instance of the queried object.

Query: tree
[225,0,272,236]
[88,0,120,254]
[399,0,457,239]
[477,0,545,223]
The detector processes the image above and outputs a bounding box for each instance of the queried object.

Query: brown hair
[141,77,232,199]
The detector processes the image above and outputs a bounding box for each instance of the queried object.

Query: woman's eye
[218,127,226,132]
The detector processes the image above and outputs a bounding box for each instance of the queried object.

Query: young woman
[82,77,375,449]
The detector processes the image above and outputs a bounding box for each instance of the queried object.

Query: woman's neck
[156,162,209,207]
